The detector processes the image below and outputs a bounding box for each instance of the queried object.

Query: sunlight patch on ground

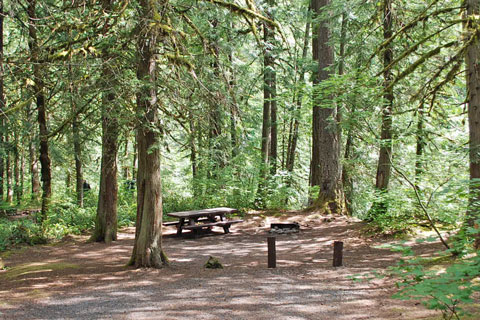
[0,262,80,280]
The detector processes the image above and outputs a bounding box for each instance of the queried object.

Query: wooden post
[333,241,343,267]
[267,236,276,268]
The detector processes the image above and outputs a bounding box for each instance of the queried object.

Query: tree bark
[132,134,137,180]
[256,5,277,206]
[227,48,239,159]
[207,21,224,178]
[92,99,118,243]
[269,71,278,175]
[70,65,83,207]
[14,132,20,204]
[310,0,344,214]
[415,103,425,186]
[123,137,129,180]
[5,133,11,203]
[369,0,394,219]
[286,12,310,174]
[20,147,24,202]
[266,0,277,175]
[465,0,480,249]
[28,0,52,220]
[91,0,119,243]
[73,116,83,207]
[129,0,168,268]
[338,12,354,215]
[29,133,40,199]
[189,111,198,179]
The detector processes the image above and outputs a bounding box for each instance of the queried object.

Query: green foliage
[381,238,480,320]
[0,218,44,251]
[46,201,96,236]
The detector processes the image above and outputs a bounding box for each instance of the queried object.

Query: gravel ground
[0,213,441,320]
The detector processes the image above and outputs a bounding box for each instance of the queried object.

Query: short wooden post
[333,241,343,267]
[267,236,276,268]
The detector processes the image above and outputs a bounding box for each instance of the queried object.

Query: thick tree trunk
[129,0,168,268]
[465,0,480,249]
[28,0,51,220]
[369,0,394,219]
[310,0,344,214]
[91,0,119,243]
[92,101,118,243]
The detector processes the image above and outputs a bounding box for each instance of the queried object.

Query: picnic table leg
[177,218,185,236]
[223,223,231,234]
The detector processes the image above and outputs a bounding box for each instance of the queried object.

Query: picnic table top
[166,207,238,219]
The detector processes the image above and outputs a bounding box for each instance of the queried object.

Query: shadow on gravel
[0,215,441,320]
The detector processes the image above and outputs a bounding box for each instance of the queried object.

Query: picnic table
[163,207,243,237]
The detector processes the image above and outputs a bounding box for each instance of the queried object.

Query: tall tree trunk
[0,0,4,202]
[91,0,119,244]
[338,12,354,215]
[73,118,83,207]
[414,103,425,186]
[132,134,137,180]
[465,0,480,249]
[93,95,118,243]
[269,72,278,175]
[189,111,200,197]
[286,12,310,174]
[70,65,84,208]
[5,133,11,203]
[227,50,239,159]
[369,0,394,219]
[255,8,276,207]
[266,0,277,175]
[14,132,20,204]
[29,135,40,199]
[25,95,40,200]
[123,137,129,180]
[28,0,51,221]
[20,147,24,202]
[207,24,224,178]
[129,0,168,268]
[310,0,344,214]
[189,112,198,175]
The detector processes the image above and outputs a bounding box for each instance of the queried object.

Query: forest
[1,0,480,319]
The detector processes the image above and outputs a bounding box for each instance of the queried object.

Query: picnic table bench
[163,207,243,237]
